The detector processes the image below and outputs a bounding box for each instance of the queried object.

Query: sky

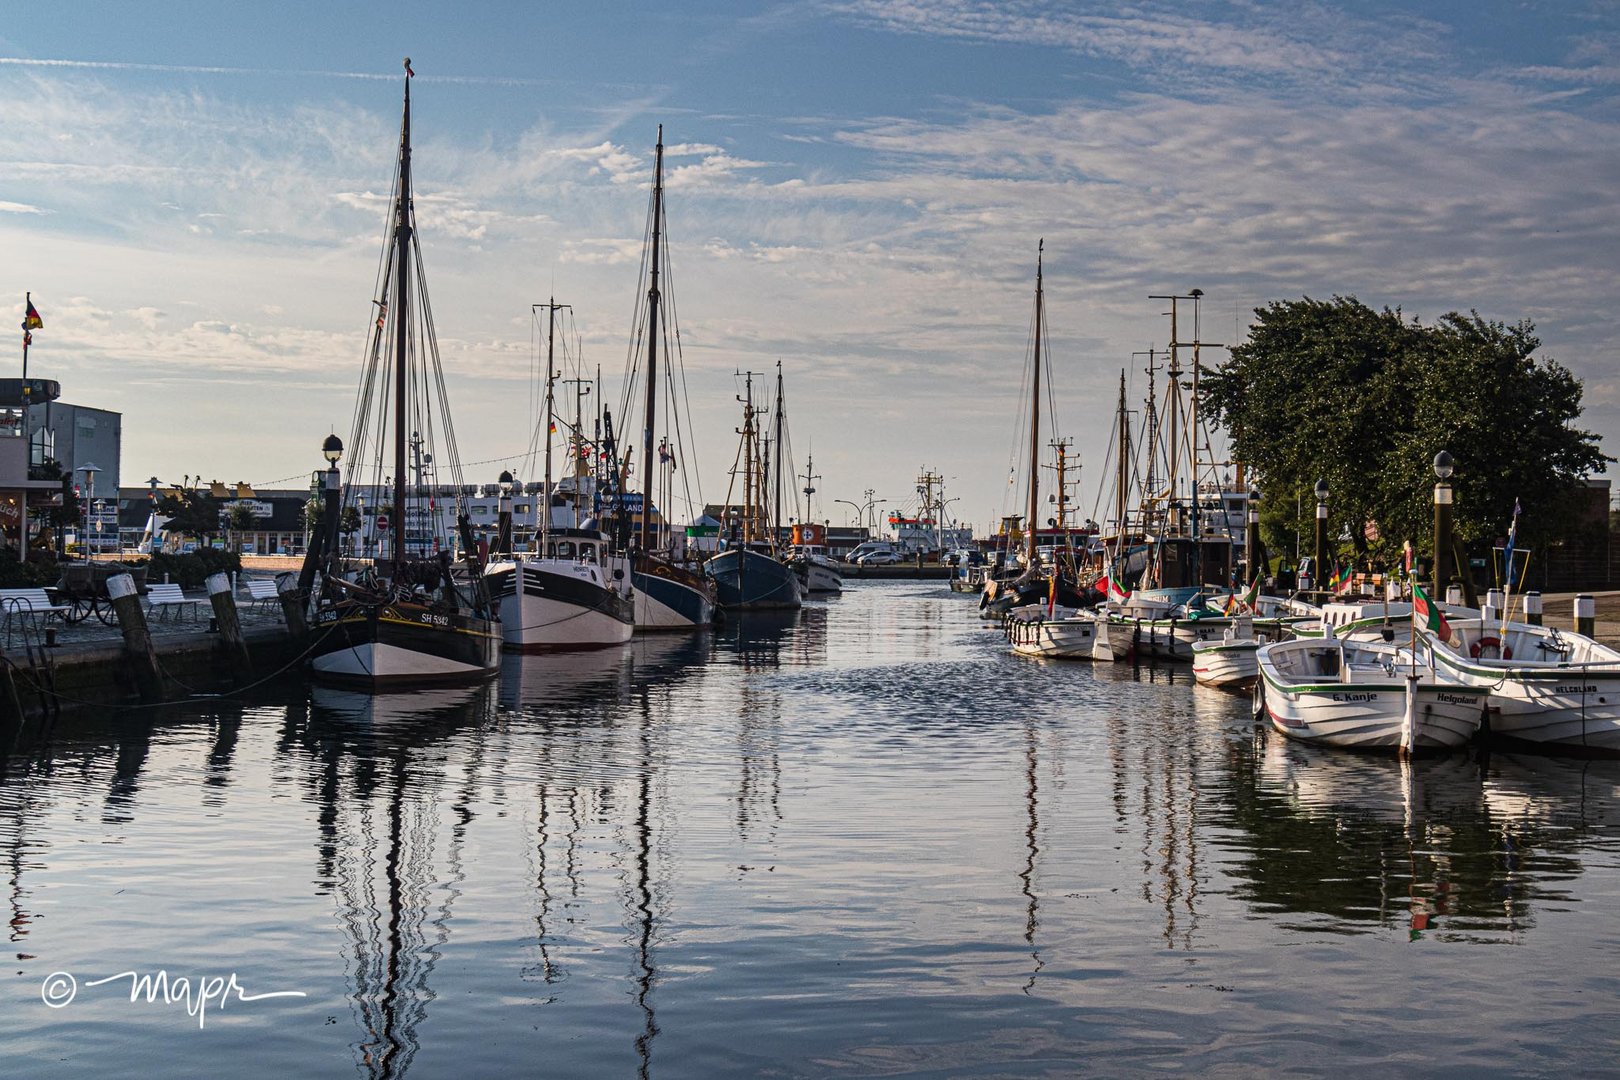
[2,0,1617,533]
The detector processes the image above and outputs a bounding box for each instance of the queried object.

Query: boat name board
[1555,684,1599,695]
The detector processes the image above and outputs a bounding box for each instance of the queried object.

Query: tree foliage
[156,488,224,541]
[1200,296,1610,568]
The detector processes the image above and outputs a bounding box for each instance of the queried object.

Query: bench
[146,582,207,623]
[242,578,282,612]
[0,588,71,644]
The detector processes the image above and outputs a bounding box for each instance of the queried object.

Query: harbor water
[3,581,1619,1076]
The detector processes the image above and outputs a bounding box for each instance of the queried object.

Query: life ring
[1470,636,1512,660]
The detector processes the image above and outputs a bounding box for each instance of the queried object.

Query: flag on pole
[22,330,30,347]
[1241,575,1261,610]
[1503,497,1522,590]
[1412,578,1452,640]
[1335,567,1354,595]
[22,300,42,330]
[1096,573,1129,604]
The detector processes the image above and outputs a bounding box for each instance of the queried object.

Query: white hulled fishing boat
[1005,603,1100,659]
[483,299,636,652]
[1422,618,1620,754]
[1257,633,1489,751]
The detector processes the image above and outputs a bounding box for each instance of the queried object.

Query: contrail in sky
[0,56,553,86]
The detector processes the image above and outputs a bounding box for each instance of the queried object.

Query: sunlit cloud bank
[1,2,1616,521]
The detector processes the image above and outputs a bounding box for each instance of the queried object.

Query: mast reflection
[303,683,496,1078]
[1020,717,1042,992]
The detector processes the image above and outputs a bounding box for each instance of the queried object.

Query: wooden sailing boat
[981,241,1089,620]
[626,127,717,630]
[706,368,802,610]
[308,61,501,685]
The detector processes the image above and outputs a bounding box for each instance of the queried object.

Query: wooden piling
[279,576,309,641]
[107,572,164,704]
[207,573,253,685]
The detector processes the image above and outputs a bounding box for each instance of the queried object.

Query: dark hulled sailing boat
[625,127,717,630]
[308,61,501,685]
[705,369,803,610]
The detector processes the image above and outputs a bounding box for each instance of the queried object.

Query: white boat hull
[501,591,634,649]
[799,561,843,594]
[1007,607,1098,659]
[1091,617,1129,662]
[1259,637,1488,751]
[488,558,634,651]
[1129,617,1221,661]
[312,640,491,682]
[1424,621,1620,753]
[1262,682,1485,749]
[1191,639,1259,688]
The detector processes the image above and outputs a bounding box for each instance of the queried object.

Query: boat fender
[1471,636,1511,660]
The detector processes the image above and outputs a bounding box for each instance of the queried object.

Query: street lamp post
[78,462,101,559]
[1312,478,1328,592]
[320,435,344,564]
[1432,450,1454,601]
[1246,488,1262,586]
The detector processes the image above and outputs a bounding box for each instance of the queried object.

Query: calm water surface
[3,581,1620,1077]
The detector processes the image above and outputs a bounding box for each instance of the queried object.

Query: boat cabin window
[550,540,575,559]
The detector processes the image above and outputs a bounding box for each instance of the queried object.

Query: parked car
[856,550,903,566]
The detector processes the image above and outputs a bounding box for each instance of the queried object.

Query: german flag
[22,299,42,330]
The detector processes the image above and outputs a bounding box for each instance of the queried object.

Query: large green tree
[1200,296,1609,570]
[156,488,225,543]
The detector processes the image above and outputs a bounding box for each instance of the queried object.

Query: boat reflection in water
[712,605,828,671]
[1219,730,1522,940]
[302,682,496,1079]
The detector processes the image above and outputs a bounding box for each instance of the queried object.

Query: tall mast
[1114,370,1129,546]
[740,373,755,543]
[639,127,664,555]
[1026,240,1043,572]
[1161,297,1181,520]
[541,299,560,553]
[390,70,413,576]
[772,360,784,548]
[799,454,819,530]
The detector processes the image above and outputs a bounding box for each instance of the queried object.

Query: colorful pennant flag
[1412,579,1452,640]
